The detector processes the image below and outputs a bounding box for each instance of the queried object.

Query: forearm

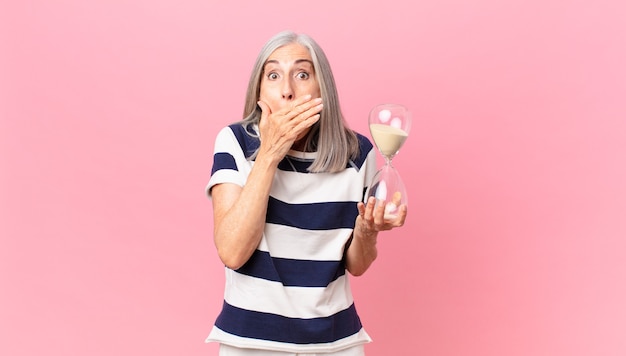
[214,157,278,269]
[345,217,379,276]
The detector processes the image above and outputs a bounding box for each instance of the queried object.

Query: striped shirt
[205,124,377,353]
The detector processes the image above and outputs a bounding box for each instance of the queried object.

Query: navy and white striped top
[205,124,377,353]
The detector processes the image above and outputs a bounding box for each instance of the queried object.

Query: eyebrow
[264,59,314,67]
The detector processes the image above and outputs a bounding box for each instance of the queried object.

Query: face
[259,42,321,113]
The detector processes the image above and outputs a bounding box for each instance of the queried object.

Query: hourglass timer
[365,103,411,219]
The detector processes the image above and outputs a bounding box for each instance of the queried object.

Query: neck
[291,137,309,151]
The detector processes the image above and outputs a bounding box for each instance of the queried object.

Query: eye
[267,72,279,80]
[296,72,310,80]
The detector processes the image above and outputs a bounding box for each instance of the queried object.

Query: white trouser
[218,344,365,356]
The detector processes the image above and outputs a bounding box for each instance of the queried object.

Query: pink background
[2,1,625,355]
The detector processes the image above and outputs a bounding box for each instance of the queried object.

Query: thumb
[256,100,271,134]
[257,100,271,121]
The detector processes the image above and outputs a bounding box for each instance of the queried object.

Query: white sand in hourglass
[369,124,408,158]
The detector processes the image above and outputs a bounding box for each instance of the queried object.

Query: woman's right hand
[256,95,323,162]
[212,96,322,270]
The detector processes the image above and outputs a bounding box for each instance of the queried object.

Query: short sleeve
[363,147,378,194]
[205,126,253,198]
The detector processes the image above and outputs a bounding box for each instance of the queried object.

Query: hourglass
[365,103,411,219]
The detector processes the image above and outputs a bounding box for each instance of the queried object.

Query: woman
[205,31,407,355]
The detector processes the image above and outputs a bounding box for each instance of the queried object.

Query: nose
[281,78,294,101]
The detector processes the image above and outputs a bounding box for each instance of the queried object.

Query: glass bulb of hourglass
[365,104,411,219]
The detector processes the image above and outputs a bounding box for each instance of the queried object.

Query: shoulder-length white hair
[240,31,359,173]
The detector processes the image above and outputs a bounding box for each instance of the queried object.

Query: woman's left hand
[355,196,407,239]
[346,196,407,276]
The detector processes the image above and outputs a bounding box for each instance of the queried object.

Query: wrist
[355,217,378,243]
[254,151,282,170]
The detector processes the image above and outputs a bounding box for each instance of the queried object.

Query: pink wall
[2,1,625,355]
